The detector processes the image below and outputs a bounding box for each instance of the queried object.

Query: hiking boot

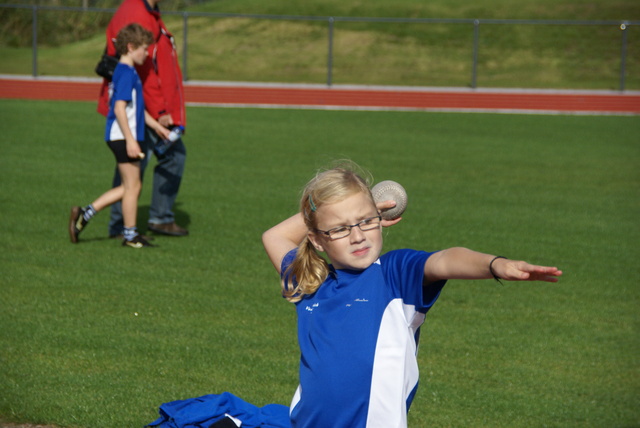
[122,234,155,248]
[147,222,189,236]
[69,206,88,243]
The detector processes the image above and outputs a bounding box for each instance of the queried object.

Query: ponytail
[283,237,329,302]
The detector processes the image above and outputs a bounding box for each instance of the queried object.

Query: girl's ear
[307,231,324,252]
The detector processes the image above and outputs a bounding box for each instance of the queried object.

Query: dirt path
[1,76,638,115]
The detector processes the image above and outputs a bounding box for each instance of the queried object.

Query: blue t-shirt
[281,249,446,428]
[105,63,145,142]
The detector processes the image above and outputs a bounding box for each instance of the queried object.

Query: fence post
[327,17,334,86]
[183,12,188,82]
[32,5,38,77]
[619,22,628,92]
[471,19,479,89]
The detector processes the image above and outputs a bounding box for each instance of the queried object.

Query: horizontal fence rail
[1,4,638,91]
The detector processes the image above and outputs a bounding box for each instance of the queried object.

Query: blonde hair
[283,162,375,302]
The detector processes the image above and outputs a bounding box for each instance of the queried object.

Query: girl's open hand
[496,259,563,283]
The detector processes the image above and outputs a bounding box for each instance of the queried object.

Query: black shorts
[107,140,141,163]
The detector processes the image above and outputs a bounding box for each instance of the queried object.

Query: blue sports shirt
[281,248,446,428]
[105,63,145,142]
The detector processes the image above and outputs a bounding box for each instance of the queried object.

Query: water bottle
[154,125,184,156]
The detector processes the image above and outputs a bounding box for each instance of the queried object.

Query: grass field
[1,0,639,89]
[1,99,639,427]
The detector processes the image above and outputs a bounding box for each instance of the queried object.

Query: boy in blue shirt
[69,23,170,248]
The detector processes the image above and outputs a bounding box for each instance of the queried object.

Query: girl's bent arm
[424,247,562,284]
[262,214,308,274]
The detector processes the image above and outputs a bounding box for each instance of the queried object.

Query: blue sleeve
[112,65,134,103]
[279,248,298,299]
[380,249,446,312]
[280,248,297,277]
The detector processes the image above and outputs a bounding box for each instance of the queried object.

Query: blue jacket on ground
[147,392,290,428]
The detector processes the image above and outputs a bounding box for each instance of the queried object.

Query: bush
[0,1,210,47]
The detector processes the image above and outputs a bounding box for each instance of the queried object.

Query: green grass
[188,0,637,20]
[1,0,639,89]
[1,99,639,427]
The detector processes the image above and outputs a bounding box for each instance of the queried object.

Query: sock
[83,204,97,221]
[123,227,138,241]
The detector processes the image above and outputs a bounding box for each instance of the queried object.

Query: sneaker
[69,206,88,243]
[109,233,155,241]
[122,234,155,248]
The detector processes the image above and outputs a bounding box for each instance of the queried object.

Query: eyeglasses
[314,215,382,240]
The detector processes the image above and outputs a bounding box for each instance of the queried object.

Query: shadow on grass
[67,203,191,244]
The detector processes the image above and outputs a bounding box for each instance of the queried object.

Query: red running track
[1,76,638,115]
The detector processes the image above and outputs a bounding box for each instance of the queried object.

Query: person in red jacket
[98,0,189,237]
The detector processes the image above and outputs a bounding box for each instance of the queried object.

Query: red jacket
[97,0,186,127]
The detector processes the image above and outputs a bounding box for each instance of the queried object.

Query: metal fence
[2,4,638,91]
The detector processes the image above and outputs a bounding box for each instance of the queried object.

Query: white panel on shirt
[108,88,138,141]
[366,298,424,428]
[290,384,302,416]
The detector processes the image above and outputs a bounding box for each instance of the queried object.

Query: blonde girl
[263,163,561,428]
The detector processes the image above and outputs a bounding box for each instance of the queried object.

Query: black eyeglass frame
[313,215,382,240]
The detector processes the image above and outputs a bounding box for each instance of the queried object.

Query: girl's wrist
[489,256,507,284]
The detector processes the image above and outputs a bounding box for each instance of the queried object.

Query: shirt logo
[305,303,319,313]
[346,298,369,307]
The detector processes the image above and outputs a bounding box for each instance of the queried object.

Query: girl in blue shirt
[262,163,562,428]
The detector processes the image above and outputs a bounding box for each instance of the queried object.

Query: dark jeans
[108,125,186,236]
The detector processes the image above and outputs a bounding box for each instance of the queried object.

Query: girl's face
[309,191,383,271]
[129,43,149,66]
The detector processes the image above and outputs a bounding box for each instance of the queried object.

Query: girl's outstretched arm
[424,247,562,284]
[262,214,308,274]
